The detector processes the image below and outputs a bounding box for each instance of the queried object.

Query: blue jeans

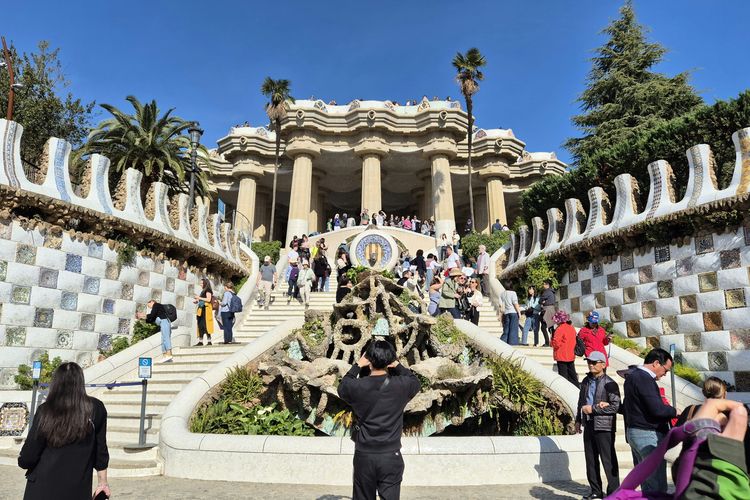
[626,427,667,493]
[501,313,519,345]
[440,307,461,319]
[220,311,234,343]
[521,313,540,345]
[155,317,172,352]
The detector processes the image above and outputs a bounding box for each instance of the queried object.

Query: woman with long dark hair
[194,277,214,346]
[18,362,109,500]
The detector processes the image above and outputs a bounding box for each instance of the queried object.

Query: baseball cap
[586,351,607,363]
[588,311,600,323]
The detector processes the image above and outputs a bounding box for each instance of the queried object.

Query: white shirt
[476,251,490,274]
[446,252,460,269]
[501,290,519,313]
[469,289,483,307]
[287,249,299,263]
[637,365,657,379]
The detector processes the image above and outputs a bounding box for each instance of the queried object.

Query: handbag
[350,377,390,443]
[608,422,709,499]
[574,335,586,357]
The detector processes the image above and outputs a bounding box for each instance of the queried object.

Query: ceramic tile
[102,299,115,314]
[0,260,6,281]
[56,329,73,349]
[65,254,82,273]
[695,234,714,255]
[176,295,184,309]
[121,283,134,300]
[744,226,750,246]
[0,222,11,240]
[623,286,637,304]
[38,268,59,289]
[655,245,670,263]
[0,402,29,436]
[151,289,162,302]
[725,289,746,309]
[83,277,100,295]
[105,262,120,280]
[680,294,697,314]
[626,320,641,338]
[595,292,606,308]
[570,297,580,313]
[97,333,112,351]
[606,273,619,291]
[153,260,164,274]
[657,280,674,298]
[178,266,187,280]
[10,285,31,304]
[703,311,723,331]
[569,267,578,283]
[33,308,53,328]
[16,244,36,265]
[720,249,741,269]
[581,279,591,296]
[662,316,678,335]
[118,318,131,334]
[137,271,150,286]
[592,262,603,278]
[60,291,78,311]
[136,303,147,315]
[646,336,660,349]
[80,314,95,331]
[698,272,718,292]
[730,329,750,350]
[621,253,634,271]
[676,257,694,277]
[642,300,657,318]
[610,305,622,322]
[6,326,26,346]
[708,351,728,371]
[639,266,653,284]
[559,285,568,300]
[684,333,702,352]
[88,242,104,259]
[166,277,175,292]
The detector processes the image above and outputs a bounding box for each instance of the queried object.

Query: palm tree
[83,95,211,198]
[452,48,486,233]
[261,77,294,242]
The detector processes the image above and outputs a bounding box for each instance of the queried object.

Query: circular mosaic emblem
[353,233,394,270]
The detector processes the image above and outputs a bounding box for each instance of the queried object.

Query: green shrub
[436,363,463,380]
[345,265,394,283]
[132,319,158,343]
[460,231,510,261]
[673,363,703,386]
[221,367,264,405]
[295,319,326,347]
[522,255,560,291]
[252,240,281,265]
[116,238,137,266]
[15,352,63,390]
[430,315,466,344]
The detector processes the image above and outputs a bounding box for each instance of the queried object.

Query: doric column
[252,190,269,241]
[355,137,388,215]
[318,189,328,232]
[236,174,258,238]
[423,138,458,239]
[418,170,433,222]
[308,173,320,233]
[481,165,509,228]
[286,153,314,243]
[474,188,489,234]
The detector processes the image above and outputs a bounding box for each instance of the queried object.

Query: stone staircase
[0,287,338,477]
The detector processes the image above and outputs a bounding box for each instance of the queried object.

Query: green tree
[566,1,702,187]
[0,41,93,176]
[261,77,294,242]
[452,48,487,232]
[83,96,211,197]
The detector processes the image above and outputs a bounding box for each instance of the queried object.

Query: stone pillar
[481,165,509,228]
[355,138,388,215]
[236,175,257,237]
[418,170,434,222]
[308,174,320,233]
[430,154,456,239]
[474,188,489,234]
[318,189,328,232]
[285,153,314,245]
[252,190,269,241]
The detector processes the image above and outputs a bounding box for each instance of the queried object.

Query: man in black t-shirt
[338,341,420,500]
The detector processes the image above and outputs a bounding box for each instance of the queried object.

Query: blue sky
[4,0,749,164]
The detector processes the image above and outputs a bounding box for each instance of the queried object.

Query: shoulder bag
[350,377,390,443]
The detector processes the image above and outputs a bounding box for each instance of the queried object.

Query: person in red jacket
[578,311,611,366]
[551,309,580,388]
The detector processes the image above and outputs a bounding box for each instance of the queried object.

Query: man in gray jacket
[576,351,621,499]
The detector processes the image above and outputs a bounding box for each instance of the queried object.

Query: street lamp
[187,123,203,211]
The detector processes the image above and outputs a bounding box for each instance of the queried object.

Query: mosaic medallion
[708,351,728,371]
[83,277,100,295]
[16,244,36,265]
[703,312,723,331]
[626,320,641,338]
[620,253,634,271]
[354,234,393,270]
[607,273,619,291]
[581,279,591,296]
[568,268,578,283]
[720,249,741,269]
[595,292,606,308]
[121,283,134,301]
[88,242,104,259]
[657,280,674,298]
[118,318,131,335]
[642,301,657,318]
[610,306,622,322]
[65,254,82,273]
[97,333,112,352]
[0,403,29,436]
[102,299,115,314]
[60,291,78,311]
[6,326,26,346]
[725,289,747,309]
[684,333,702,352]
[639,266,653,284]
[662,316,678,335]
[33,308,54,328]
[592,262,603,278]
[680,295,698,314]
[39,268,59,289]
[694,234,714,255]
[730,330,750,350]
[80,314,96,331]
[623,286,637,304]
[105,262,120,280]
[10,285,31,304]
[698,272,718,292]
[56,329,73,349]
[0,260,6,281]
[654,245,671,264]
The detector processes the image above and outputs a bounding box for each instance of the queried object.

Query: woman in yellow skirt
[194,278,214,346]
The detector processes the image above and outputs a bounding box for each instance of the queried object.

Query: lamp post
[187,123,203,211]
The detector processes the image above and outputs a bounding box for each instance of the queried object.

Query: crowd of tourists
[326,210,438,236]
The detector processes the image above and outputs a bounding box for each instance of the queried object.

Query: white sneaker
[158,356,173,363]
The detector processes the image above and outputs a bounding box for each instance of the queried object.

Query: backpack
[163,304,178,323]
[229,292,243,313]
[574,335,586,357]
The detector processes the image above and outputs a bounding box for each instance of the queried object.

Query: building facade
[209,98,566,244]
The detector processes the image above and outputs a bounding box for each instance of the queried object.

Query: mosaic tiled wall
[0,219,229,389]
[556,226,750,389]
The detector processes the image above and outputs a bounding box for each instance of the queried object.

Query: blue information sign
[217,198,226,221]
[138,357,152,379]
[32,360,42,380]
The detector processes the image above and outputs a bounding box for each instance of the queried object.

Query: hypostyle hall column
[307,172,321,233]
[481,165,509,228]
[474,188,489,234]
[285,140,320,246]
[355,138,389,214]
[424,139,458,240]
[417,170,433,222]
[253,190,270,241]
[236,175,257,235]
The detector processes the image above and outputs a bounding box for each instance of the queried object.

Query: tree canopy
[0,41,93,172]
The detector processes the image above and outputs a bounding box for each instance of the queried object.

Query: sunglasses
[586,360,605,365]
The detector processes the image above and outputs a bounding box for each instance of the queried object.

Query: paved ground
[1,465,590,499]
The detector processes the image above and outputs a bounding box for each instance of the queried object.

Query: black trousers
[557,361,579,388]
[583,423,620,496]
[353,451,404,500]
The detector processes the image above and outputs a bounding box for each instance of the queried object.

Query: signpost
[217,198,226,221]
[28,360,43,424]
[125,358,157,450]
[669,344,677,409]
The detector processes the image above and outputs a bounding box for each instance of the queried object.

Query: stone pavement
[0,465,590,499]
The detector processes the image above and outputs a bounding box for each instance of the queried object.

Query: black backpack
[163,304,178,323]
